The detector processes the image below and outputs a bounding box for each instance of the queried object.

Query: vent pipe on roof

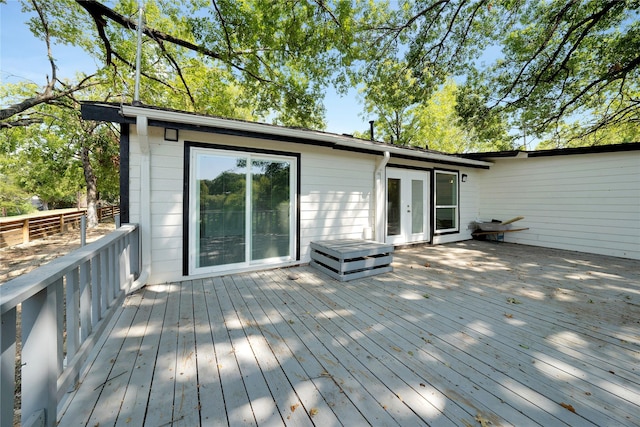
[369,120,375,141]
[133,3,144,105]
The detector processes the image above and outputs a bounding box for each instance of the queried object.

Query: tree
[72,0,371,128]
[359,59,422,145]
[0,172,34,216]
[371,0,640,143]
[414,79,475,152]
[0,106,84,209]
[0,0,97,124]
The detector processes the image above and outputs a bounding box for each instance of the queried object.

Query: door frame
[183,142,300,276]
[385,167,431,245]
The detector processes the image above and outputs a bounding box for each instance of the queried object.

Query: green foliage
[365,0,639,146]
[361,75,512,153]
[0,81,121,210]
[459,0,639,141]
[360,59,422,145]
[3,0,639,156]
[0,104,84,208]
[0,172,35,216]
[414,79,475,152]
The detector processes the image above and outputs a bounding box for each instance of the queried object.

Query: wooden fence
[0,206,120,249]
[0,224,139,427]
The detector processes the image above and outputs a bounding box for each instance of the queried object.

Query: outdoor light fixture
[461,174,468,182]
[164,128,179,141]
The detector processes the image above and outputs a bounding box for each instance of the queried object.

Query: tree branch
[76,0,272,84]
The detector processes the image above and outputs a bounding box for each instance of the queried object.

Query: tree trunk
[81,145,99,228]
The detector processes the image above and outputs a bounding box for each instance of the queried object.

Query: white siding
[299,148,375,261]
[129,127,379,283]
[128,124,489,283]
[478,151,640,260]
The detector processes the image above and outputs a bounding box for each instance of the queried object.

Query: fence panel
[0,206,120,249]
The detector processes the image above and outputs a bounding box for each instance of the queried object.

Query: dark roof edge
[80,102,491,169]
[463,142,640,160]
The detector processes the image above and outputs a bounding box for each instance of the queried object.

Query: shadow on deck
[58,241,640,426]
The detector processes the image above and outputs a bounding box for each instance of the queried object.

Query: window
[188,146,297,274]
[434,171,458,233]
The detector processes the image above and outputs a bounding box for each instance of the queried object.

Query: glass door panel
[387,178,401,236]
[196,154,246,268]
[411,179,424,234]
[386,169,429,244]
[251,159,291,261]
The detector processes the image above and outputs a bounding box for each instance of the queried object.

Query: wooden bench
[310,239,394,281]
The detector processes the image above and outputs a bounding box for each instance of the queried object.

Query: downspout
[130,115,150,292]
[373,151,390,242]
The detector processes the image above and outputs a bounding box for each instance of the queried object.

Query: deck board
[58,241,640,426]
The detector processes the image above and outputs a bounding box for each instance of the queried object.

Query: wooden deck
[57,241,640,426]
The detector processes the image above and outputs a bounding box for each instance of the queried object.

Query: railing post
[79,263,92,341]
[100,251,108,314]
[21,283,59,427]
[91,256,101,328]
[1,308,17,427]
[130,227,140,278]
[23,218,30,244]
[65,269,80,360]
[60,213,65,233]
[81,215,86,247]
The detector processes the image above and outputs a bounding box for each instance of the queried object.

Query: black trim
[390,152,490,169]
[429,169,435,242]
[81,102,490,169]
[463,142,640,160]
[182,143,191,276]
[119,124,130,224]
[149,119,334,149]
[528,143,640,157]
[183,142,301,276]
[387,163,433,172]
[432,170,461,236]
[81,103,135,124]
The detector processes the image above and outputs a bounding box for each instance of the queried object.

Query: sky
[0,0,370,135]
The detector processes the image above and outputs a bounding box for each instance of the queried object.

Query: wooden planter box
[310,239,394,281]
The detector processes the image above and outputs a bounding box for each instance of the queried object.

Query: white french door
[386,168,430,245]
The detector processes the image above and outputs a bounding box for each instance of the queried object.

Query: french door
[188,147,297,275]
[386,168,430,245]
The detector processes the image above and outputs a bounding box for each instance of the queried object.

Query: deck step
[310,239,394,281]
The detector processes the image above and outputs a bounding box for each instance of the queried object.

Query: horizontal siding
[299,151,375,261]
[478,151,640,259]
[129,128,381,282]
[149,139,184,282]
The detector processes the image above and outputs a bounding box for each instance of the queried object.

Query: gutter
[129,114,150,292]
[373,151,390,242]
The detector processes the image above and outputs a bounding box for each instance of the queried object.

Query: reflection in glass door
[190,148,296,274]
[196,154,247,267]
[251,159,291,261]
[386,168,429,244]
[387,178,401,237]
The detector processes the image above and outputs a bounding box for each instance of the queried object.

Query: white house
[82,102,640,284]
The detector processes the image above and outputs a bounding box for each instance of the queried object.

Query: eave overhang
[81,102,493,169]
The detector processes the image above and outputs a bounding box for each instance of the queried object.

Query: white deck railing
[0,224,140,427]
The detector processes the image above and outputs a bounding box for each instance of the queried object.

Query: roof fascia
[121,105,492,169]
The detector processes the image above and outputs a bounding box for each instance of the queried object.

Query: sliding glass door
[189,147,296,274]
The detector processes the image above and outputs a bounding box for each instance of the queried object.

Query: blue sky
[0,1,369,135]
